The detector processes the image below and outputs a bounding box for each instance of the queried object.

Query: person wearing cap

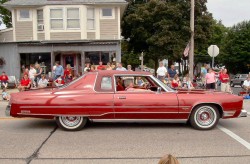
[0,71,9,88]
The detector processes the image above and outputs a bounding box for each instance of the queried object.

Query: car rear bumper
[5,105,11,117]
[238,109,247,117]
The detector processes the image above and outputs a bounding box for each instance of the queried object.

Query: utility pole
[140,52,144,71]
[189,0,195,80]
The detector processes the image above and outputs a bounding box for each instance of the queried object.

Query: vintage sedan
[6,71,247,131]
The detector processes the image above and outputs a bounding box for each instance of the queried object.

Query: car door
[114,90,179,120]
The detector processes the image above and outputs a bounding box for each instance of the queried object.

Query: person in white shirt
[116,63,127,71]
[243,75,250,92]
[29,64,37,88]
[38,75,49,88]
[157,62,167,81]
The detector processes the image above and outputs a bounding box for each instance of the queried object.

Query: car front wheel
[189,105,219,130]
[56,116,87,131]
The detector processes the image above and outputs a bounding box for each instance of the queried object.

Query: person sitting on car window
[18,74,31,92]
[243,75,250,93]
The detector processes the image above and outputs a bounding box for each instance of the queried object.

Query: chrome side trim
[239,109,247,117]
[20,105,191,109]
[17,111,190,117]
[90,119,188,123]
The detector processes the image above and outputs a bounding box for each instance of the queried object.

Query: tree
[219,21,250,74]
[0,0,12,28]
[122,0,214,73]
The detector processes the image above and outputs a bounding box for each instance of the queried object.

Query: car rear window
[101,77,112,90]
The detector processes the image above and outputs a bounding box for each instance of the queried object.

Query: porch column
[116,41,121,63]
[81,51,85,73]
[50,51,55,78]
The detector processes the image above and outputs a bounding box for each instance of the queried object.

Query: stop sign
[208,45,219,57]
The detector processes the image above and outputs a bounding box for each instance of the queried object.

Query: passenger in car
[116,77,125,91]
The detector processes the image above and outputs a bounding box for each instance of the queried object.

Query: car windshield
[151,75,175,92]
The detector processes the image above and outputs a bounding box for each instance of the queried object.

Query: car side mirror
[157,87,162,94]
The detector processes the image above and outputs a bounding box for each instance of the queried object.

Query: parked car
[230,74,248,87]
[6,71,247,131]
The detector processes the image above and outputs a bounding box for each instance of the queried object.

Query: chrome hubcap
[61,116,82,127]
[196,107,215,126]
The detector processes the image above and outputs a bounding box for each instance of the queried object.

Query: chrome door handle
[118,96,126,99]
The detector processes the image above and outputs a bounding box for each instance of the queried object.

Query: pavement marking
[217,125,250,150]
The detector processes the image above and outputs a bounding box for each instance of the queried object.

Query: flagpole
[189,0,195,80]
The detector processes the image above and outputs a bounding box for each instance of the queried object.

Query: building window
[50,9,63,29]
[18,9,32,21]
[67,8,80,29]
[37,10,44,31]
[101,8,114,19]
[87,8,95,30]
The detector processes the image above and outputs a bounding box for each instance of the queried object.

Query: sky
[0,0,250,29]
[207,0,250,27]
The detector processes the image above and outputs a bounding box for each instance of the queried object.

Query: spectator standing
[97,61,106,70]
[23,67,29,77]
[29,64,37,88]
[219,69,230,92]
[168,65,177,79]
[116,63,127,71]
[243,75,250,92]
[18,74,31,92]
[127,65,133,71]
[0,71,9,88]
[106,62,113,70]
[2,88,10,101]
[35,64,43,86]
[157,62,167,81]
[205,68,216,90]
[64,64,72,83]
[38,75,48,88]
[90,65,96,72]
[84,63,91,72]
[54,61,64,80]
[201,63,208,86]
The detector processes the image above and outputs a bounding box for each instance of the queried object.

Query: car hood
[177,89,232,95]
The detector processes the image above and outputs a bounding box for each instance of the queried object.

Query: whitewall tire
[190,105,219,130]
[56,116,87,131]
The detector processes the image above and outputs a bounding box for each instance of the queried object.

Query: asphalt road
[0,87,249,164]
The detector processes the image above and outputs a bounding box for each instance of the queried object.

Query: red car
[6,71,247,131]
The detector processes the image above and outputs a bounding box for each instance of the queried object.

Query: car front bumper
[5,105,11,117]
[238,109,247,117]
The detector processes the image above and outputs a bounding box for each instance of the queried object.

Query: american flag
[183,41,190,57]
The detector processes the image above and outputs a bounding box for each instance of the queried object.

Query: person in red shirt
[0,71,9,88]
[18,74,31,92]
[97,61,106,70]
[219,68,230,92]
[64,64,72,83]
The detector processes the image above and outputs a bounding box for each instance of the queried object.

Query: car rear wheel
[189,105,219,130]
[56,116,87,131]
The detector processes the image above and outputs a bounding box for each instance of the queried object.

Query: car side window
[101,77,112,90]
